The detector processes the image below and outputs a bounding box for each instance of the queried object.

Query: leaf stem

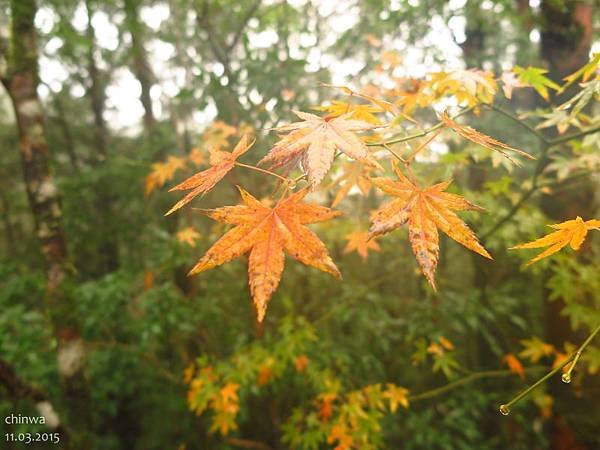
[499,322,600,414]
[405,128,443,163]
[234,162,291,183]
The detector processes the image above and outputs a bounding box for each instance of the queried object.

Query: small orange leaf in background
[257,365,273,386]
[166,135,254,216]
[439,336,455,351]
[189,187,341,322]
[366,33,382,47]
[295,355,309,373]
[176,227,201,247]
[343,231,380,261]
[260,110,381,188]
[318,392,337,422]
[552,351,569,370]
[281,89,295,101]
[143,270,154,290]
[511,216,600,265]
[440,111,533,165]
[427,343,443,356]
[183,364,195,383]
[502,353,525,379]
[189,147,205,166]
[369,163,491,289]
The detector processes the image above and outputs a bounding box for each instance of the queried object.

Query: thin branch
[548,123,600,146]
[227,0,262,52]
[234,161,291,183]
[405,128,443,163]
[483,104,550,144]
[409,367,544,403]
[499,322,600,415]
[367,106,475,148]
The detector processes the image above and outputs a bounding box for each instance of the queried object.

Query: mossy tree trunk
[0,1,91,447]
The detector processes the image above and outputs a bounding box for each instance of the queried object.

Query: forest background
[1,0,600,449]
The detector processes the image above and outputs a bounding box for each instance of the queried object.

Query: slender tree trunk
[85,0,120,273]
[51,92,80,171]
[1,1,90,447]
[123,0,156,133]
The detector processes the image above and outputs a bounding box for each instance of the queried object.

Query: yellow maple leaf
[260,110,382,188]
[177,227,201,247]
[166,135,254,215]
[511,216,600,265]
[430,69,498,105]
[383,383,409,412]
[190,187,341,322]
[343,231,380,261]
[314,100,383,124]
[391,78,431,114]
[369,163,492,289]
[145,155,187,196]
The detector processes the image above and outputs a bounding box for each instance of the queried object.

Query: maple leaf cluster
[150,53,600,323]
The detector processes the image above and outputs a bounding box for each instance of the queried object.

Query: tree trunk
[123,0,156,133]
[85,0,120,273]
[1,1,90,446]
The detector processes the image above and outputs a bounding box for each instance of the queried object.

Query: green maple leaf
[514,66,561,101]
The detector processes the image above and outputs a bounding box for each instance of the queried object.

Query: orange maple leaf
[165,135,254,216]
[259,111,382,188]
[190,187,341,322]
[369,163,492,289]
[440,112,534,165]
[502,353,525,379]
[343,231,380,261]
[511,216,600,265]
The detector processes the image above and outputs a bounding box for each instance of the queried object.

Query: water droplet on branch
[561,372,571,384]
[499,404,510,415]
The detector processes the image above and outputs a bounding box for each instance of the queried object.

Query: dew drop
[499,404,510,416]
[561,372,571,384]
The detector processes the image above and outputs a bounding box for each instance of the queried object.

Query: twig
[483,104,550,144]
[234,161,291,183]
[367,106,475,148]
[548,123,600,146]
[408,367,544,403]
[405,128,443,163]
[499,322,600,415]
